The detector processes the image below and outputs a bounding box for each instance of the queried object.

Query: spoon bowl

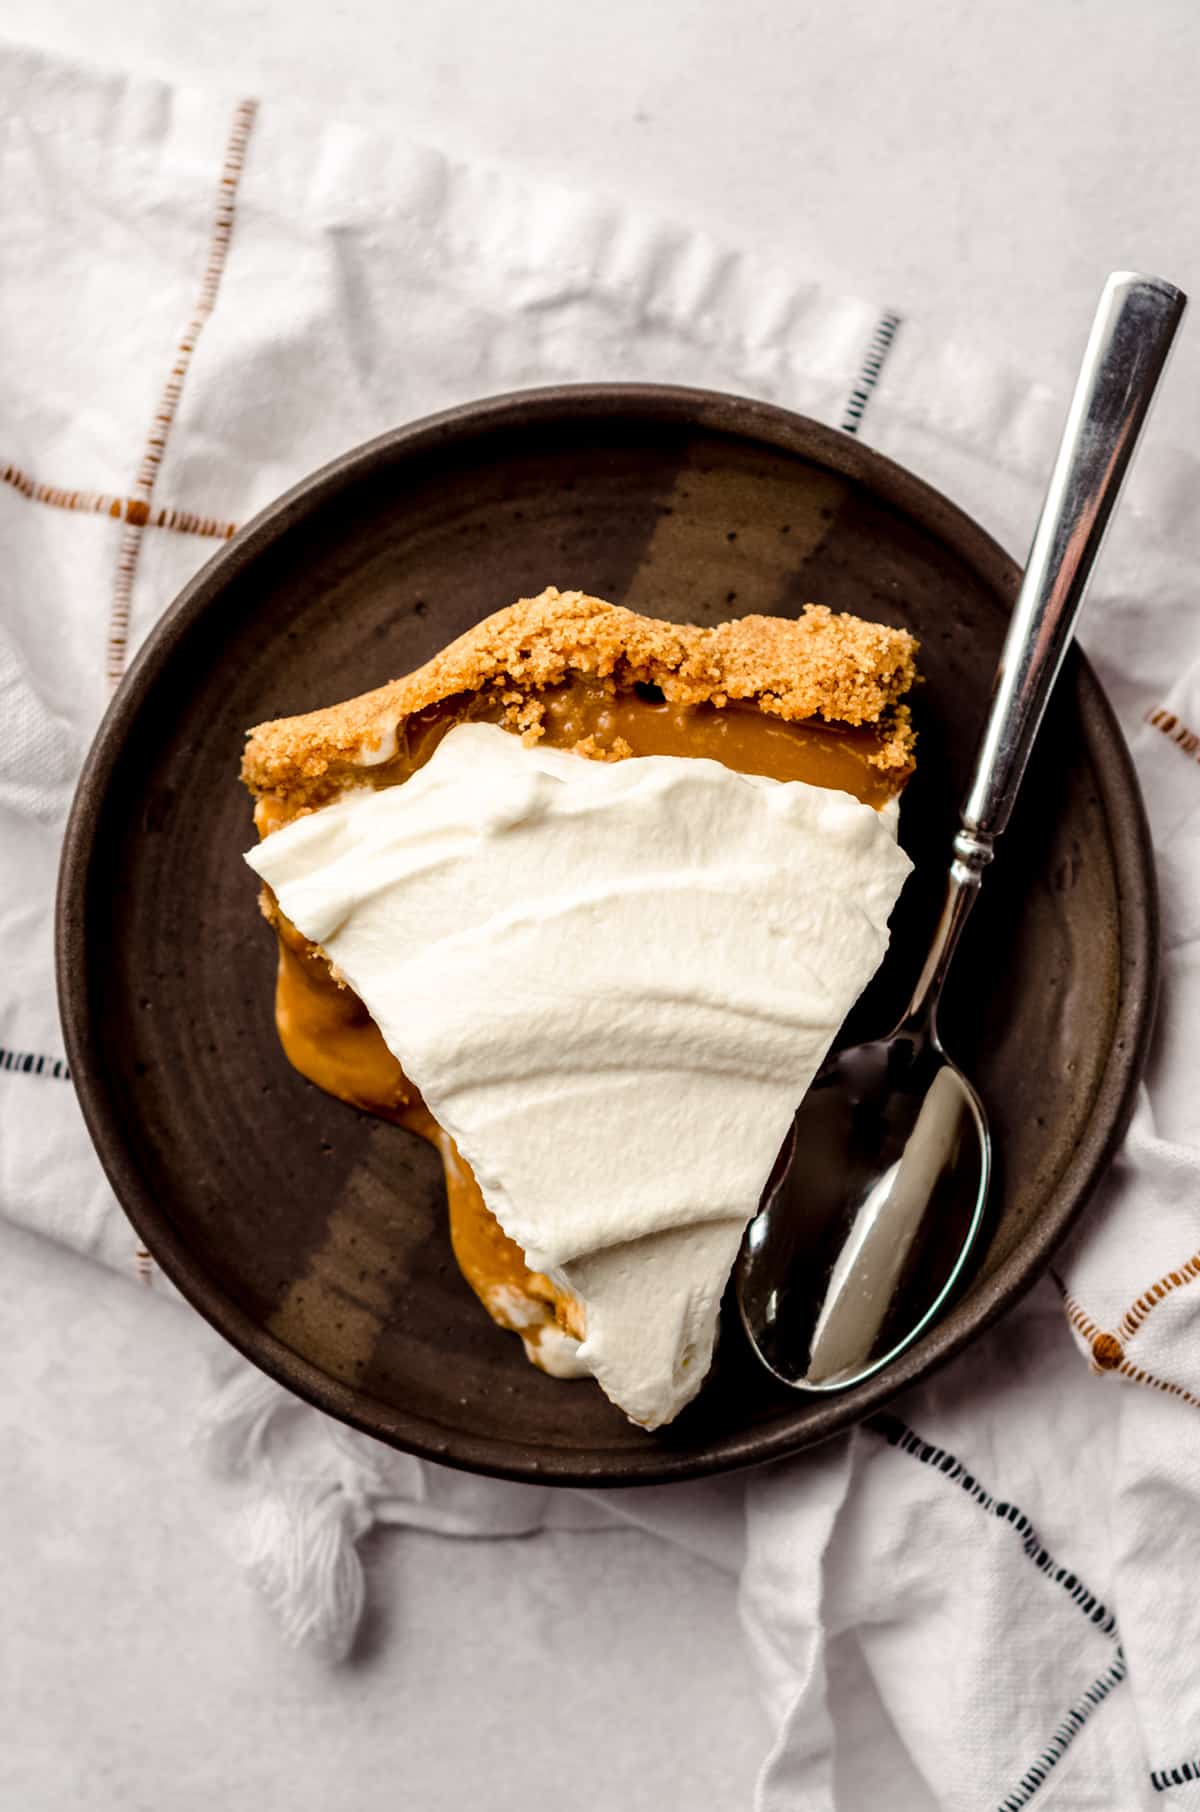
[737,1024,989,1390]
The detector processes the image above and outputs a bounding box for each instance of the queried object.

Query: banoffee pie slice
[242,587,917,1428]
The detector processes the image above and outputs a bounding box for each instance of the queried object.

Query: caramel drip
[270,902,581,1358]
[275,933,412,1120]
[261,677,906,1367]
[435,1123,585,1344]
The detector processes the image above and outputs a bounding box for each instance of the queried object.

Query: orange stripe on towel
[1146,705,1200,763]
[2,463,236,539]
[106,97,257,690]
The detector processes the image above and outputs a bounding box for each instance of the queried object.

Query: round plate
[57,386,1157,1485]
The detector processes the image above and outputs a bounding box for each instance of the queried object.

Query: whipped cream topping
[247,721,912,1428]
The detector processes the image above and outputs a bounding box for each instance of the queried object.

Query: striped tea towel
[4,41,1200,1810]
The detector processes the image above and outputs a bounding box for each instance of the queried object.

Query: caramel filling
[534,683,899,807]
[260,678,905,1370]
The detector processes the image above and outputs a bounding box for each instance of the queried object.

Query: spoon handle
[906,272,1185,1025]
[963,270,1185,850]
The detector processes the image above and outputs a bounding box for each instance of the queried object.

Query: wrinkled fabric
[4,44,1200,1809]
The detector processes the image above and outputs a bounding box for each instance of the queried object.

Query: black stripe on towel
[868,1414,1119,1636]
[840,309,901,435]
[1152,1758,1200,1792]
[997,1650,1128,1811]
[0,1045,71,1080]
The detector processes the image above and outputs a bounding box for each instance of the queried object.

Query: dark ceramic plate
[57,386,1156,1485]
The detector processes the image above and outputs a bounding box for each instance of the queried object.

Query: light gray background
[3,3,1196,1807]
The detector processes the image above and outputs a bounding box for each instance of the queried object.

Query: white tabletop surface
[3,3,1197,1806]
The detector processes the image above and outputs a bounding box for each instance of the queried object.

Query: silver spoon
[737,271,1186,1394]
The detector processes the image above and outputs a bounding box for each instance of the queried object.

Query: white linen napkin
[4,42,1200,1809]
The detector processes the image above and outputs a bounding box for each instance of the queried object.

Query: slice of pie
[242,586,917,1428]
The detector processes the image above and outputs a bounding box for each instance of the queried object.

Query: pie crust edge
[241,587,918,806]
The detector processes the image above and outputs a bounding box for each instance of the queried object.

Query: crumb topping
[242,586,917,806]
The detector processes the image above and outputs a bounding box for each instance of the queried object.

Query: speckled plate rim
[57,383,1159,1486]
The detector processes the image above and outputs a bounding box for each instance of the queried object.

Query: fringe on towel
[194,1361,578,1660]
[196,1365,381,1663]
